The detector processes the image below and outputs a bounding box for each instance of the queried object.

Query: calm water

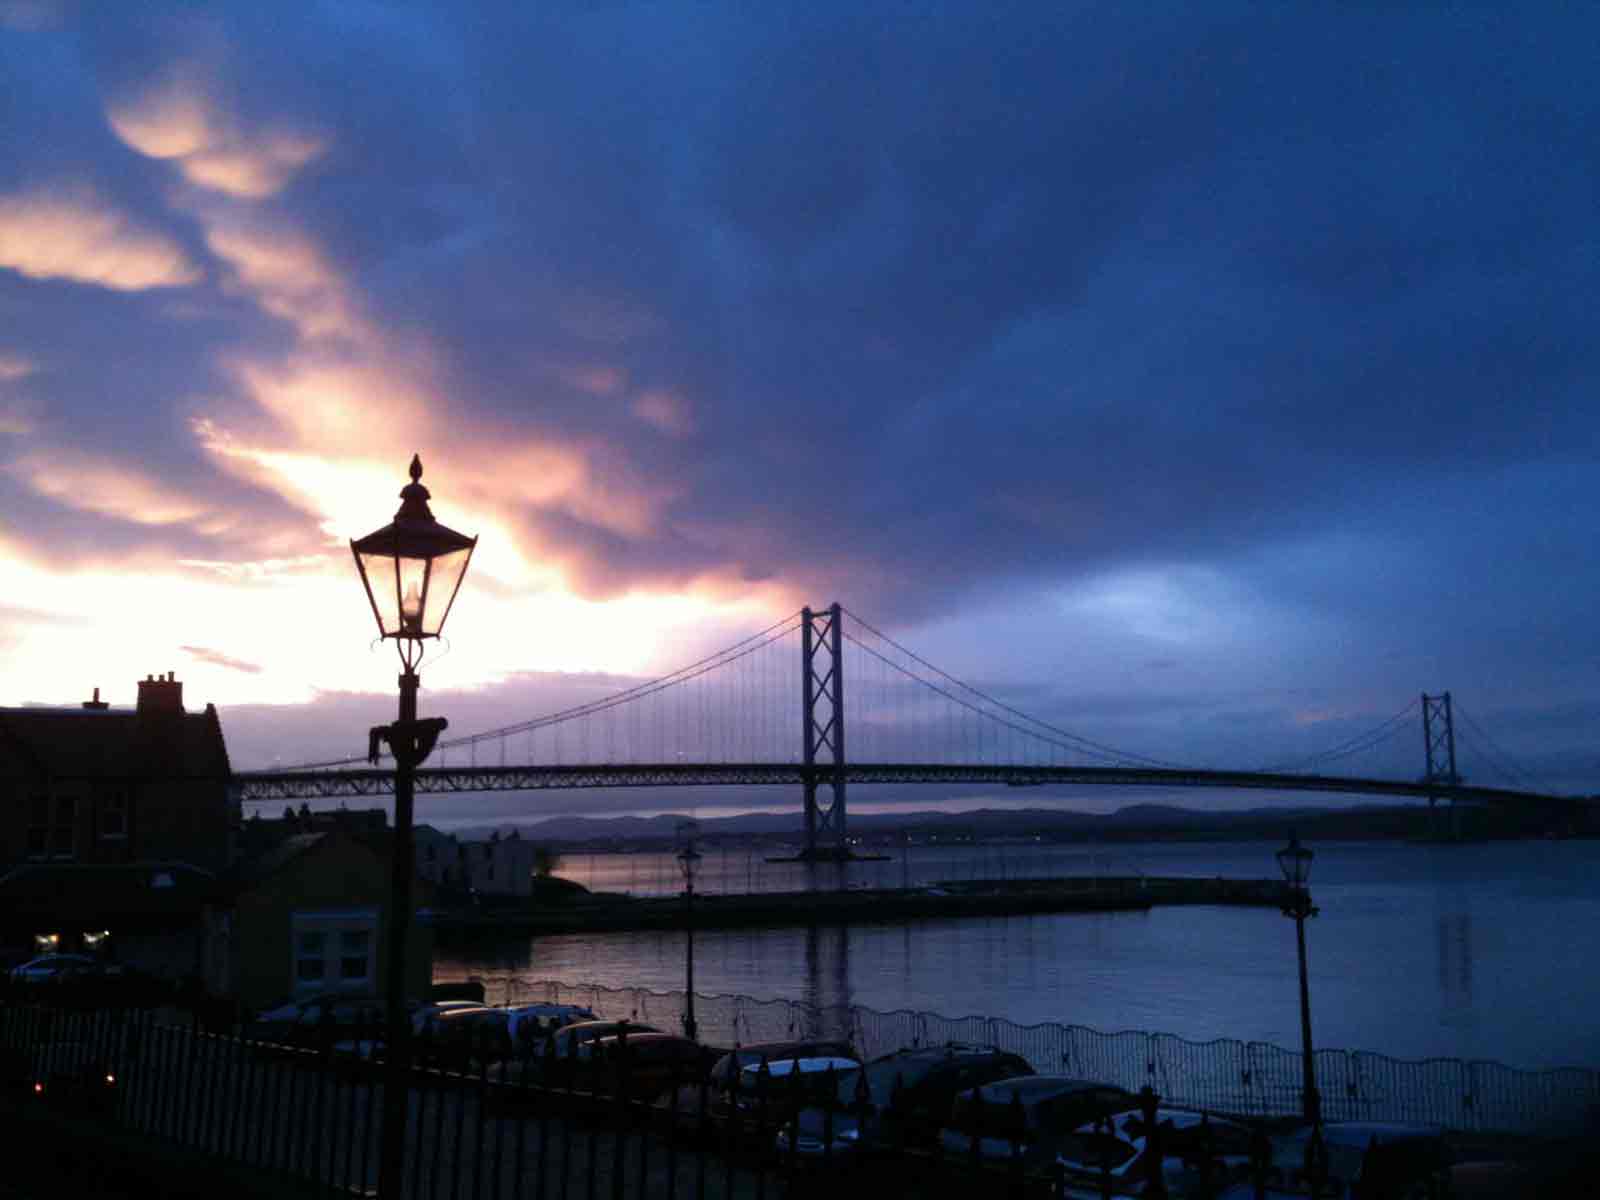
[435,839,1600,1070]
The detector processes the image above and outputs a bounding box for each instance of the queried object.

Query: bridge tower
[801,603,849,860]
[1422,692,1462,838]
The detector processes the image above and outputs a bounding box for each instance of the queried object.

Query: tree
[531,845,561,877]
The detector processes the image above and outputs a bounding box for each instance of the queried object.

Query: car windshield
[737,1057,858,1102]
[833,1055,943,1108]
[948,1088,1042,1136]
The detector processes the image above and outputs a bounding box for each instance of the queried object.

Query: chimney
[136,672,184,717]
[81,687,108,711]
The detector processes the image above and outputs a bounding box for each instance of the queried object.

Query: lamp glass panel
[397,554,428,636]
[1277,844,1313,887]
[358,552,401,636]
[421,546,472,636]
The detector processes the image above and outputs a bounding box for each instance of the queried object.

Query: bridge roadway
[233,761,1571,808]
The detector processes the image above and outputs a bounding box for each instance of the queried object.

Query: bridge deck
[232,761,1568,807]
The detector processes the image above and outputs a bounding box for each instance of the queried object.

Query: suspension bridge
[236,603,1578,857]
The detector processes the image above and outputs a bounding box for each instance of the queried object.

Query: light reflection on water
[435,839,1600,1070]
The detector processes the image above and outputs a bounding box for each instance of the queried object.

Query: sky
[0,3,1595,823]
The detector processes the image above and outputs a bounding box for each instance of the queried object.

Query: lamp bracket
[367,716,449,768]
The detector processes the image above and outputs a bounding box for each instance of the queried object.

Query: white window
[291,909,377,996]
[339,930,371,983]
[296,932,327,982]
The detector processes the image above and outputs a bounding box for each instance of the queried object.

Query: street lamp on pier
[677,824,702,1042]
[350,454,476,1200]
[1276,831,1321,1127]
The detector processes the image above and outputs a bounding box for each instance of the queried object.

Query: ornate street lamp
[1277,832,1321,1127]
[351,454,476,1200]
[677,825,703,1042]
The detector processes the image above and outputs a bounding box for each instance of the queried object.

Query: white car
[1053,1105,1255,1198]
[9,954,97,983]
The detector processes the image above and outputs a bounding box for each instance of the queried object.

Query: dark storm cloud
[229,1,1594,615]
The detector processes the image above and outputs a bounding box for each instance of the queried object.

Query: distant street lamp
[1276,832,1321,1127]
[351,454,476,1200]
[677,825,703,1042]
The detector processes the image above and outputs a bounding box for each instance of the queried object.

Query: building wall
[0,777,230,872]
[118,927,206,982]
[131,778,232,871]
[463,838,539,897]
[415,831,541,897]
[231,837,434,1011]
[0,702,233,874]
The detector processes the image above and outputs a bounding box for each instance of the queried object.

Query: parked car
[1215,1121,1451,1199]
[9,953,97,983]
[778,1043,1035,1159]
[429,979,486,1004]
[490,1018,662,1089]
[707,1039,856,1086]
[937,1076,1139,1169]
[1049,1104,1255,1197]
[245,993,381,1049]
[549,1019,661,1060]
[418,1003,599,1073]
[411,999,488,1037]
[658,1053,864,1144]
[571,1032,717,1102]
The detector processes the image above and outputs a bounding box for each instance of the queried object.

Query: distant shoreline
[467,798,1592,849]
[431,874,1297,936]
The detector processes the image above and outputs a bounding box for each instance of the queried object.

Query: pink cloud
[0,189,200,291]
[106,66,325,199]
[632,389,694,436]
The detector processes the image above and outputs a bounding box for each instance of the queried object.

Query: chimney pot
[136,673,184,717]
[82,686,108,711]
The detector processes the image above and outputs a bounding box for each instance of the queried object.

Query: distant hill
[443,800,1458,845]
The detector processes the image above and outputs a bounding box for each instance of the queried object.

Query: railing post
[1139,1084,1167,1199]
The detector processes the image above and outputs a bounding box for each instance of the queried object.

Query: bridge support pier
[800,603,850,861]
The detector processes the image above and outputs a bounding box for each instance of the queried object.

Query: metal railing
[489,978,1600,1136]
[1,989,1193,1200]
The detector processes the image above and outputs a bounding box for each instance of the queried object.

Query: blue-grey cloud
[0,2,1595,798]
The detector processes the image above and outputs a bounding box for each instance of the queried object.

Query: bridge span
[236,604,1578,850]
[233,760,1570,809]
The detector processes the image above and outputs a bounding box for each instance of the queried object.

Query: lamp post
[677,825,702,1042]
[1276,832,1321,1127]
[351,455,476,1200]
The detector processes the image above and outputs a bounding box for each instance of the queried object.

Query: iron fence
[1,988,1115,1200]
[2,980,1569,1199]
[494,977,1600,1136]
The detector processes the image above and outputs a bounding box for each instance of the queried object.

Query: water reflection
[435,840,1600,1069]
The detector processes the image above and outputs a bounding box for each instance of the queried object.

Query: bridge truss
[234,760,1564,809]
